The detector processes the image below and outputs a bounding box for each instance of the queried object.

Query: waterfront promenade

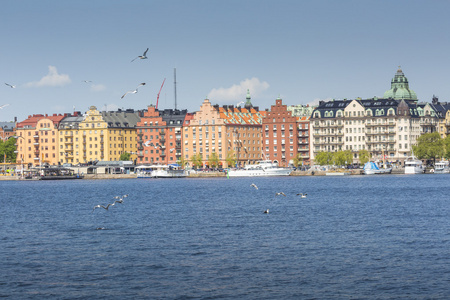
[0,167,408,180]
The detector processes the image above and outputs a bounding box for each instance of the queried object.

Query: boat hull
[227,169,291,177]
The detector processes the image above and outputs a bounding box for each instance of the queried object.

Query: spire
[245,89,252,109]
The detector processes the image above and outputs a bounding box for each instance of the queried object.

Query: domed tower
[383,66,418,101]
[244,89,253,109]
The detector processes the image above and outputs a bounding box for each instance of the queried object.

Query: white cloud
[25,66,71,87]
[207,77,269,102]
[90,84,106,92]
[307,97,332,107]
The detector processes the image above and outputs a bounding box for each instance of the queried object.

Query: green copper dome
[383,67,417,101]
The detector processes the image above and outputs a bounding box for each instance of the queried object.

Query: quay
[0,167,409,180]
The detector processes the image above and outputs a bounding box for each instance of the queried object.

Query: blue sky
[2,0,450,122]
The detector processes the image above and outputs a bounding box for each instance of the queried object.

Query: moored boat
[136,164,187,178]
[433,161,450,174]
[404,155,424,174]
[227,160,292,177]
[363,162,392,175]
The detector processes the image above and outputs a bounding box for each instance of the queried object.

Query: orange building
[16,114,67,167]
[184,94,265,168]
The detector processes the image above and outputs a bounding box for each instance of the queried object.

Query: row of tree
[413,132,450,165]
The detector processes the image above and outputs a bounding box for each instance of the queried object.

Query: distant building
[136,105,188,165]
[184,94,265,168]
[16,113,67,166]
[0,121,16,141]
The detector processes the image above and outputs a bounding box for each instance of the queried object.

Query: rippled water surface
[1,175,449,299]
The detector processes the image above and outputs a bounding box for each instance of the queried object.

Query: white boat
[433,161,450,174]
[404,156,424,174]
[227,160,292,177]
[135,165,154,178]
[135,164,187,178]
[363,162,392,175]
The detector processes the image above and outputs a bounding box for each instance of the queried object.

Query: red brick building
[262,98,310,167]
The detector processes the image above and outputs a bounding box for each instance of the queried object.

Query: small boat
[404,155,424,174]
[22,167,84,180]
[227,160,292,177]
[136,164,187,178]
[363,162,392,175]
[433,161,450,174]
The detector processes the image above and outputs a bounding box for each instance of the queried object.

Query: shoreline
[0,167,415,180]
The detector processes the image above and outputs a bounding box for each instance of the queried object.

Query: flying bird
[236,101,244,107]
[92,203,115,212]
[0,104,10,109]
[5,83,16,88]
[250,183,258,190]
[143,140,152,147]
[296,193,307,198]
[121,83,146,99]
[131,48,149,62]
[275,192,286,197]
[82,80,92,83]
[263,209,269,214]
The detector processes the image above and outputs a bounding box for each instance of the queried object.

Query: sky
[2,0,450,122]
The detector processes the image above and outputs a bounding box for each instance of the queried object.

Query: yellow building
[58,106,140,164]
[16,114,66,166]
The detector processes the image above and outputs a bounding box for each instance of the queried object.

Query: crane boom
[156,78,166,109]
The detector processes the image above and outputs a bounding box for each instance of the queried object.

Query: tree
[208,152,219,168]
[0,137,17,163]
[293,153,303,168]
[177,156,187,169]
[358,149,370,165]
[226,150,236,168]
[314,151,333,166]
[191,153,203,169]
[413,132,444,165]
[119,152,131,161]
[443,136,450,160]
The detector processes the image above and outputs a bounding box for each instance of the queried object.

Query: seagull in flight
[236,101,244,107]
[275,192,286,197]
[0,104,10,109]
[250,183,258,190]
[296,193,307,198]
[92,203,115,212]
[82,80,92,83]
[143,140,152,147]
[263,209,269,214]
[121,83,146,99]
[5,83,16,88]
[131,48,149,62]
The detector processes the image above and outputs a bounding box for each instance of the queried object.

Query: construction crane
[156,78,166,109]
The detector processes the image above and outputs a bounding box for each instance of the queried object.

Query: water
[0,175,449,299]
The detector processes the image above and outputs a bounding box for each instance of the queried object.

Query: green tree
[292,153,303,168]
[413,132,444,165]
[177,156,187,169]
[226,150,236,168]
[191,153,203,169]
[119,152,131,161]
[358,149,370,165]
[0,137,17,163]
[443,135,450,160]
[208,152,219,168]
[315,151,333,166]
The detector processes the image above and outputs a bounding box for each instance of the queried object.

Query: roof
[102,111,141,128]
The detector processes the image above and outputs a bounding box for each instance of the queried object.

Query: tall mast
[174,68,177,110]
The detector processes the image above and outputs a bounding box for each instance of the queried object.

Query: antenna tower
[174,68,177,110]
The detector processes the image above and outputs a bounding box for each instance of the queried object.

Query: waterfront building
[383,67,418,101]
[58,106,140,165]
[262,97,311,167]
[0,121,16,141]
[184,92,265,168]
[428,95,450,138]
[311,98,421,164]
[16,113,67,166]
[287,104,316,117]
[136,105,188,165]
